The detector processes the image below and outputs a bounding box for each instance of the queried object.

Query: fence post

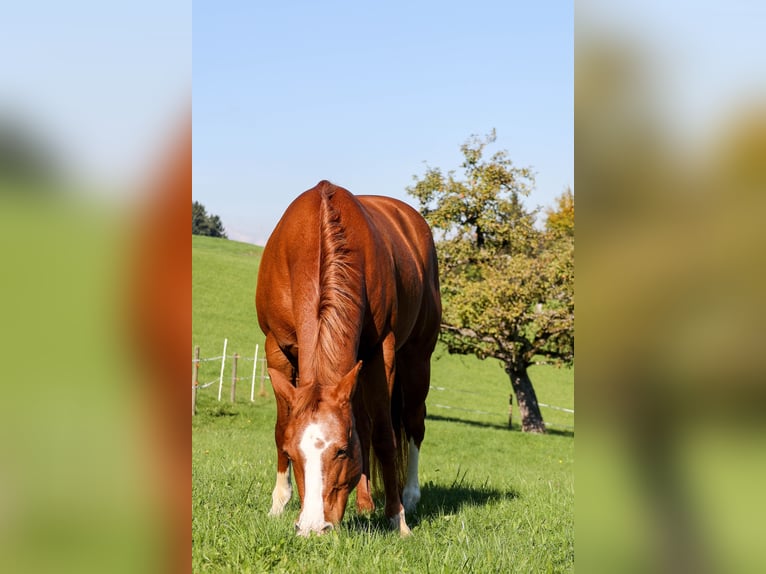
[217,338,228,401]
[258,356,267,397]
[508,393,513,429]
[192,345,200,416]
[231,353,239,403]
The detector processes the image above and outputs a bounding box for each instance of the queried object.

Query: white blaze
[296,422,332,535]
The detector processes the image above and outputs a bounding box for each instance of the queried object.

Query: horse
[255,180,441,536]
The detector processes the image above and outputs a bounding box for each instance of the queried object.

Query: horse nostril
[294,523,300,533]
[321,523,334,533]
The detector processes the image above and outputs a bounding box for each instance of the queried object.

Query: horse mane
[313,181,364,384]
[291,382,323,419]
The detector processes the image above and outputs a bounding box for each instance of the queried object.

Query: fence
[428,385,574,431]
[191,340,574,430]
[191,339,270,415]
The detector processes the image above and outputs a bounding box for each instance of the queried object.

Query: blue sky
[193,2,574,244]
[579,0,766,144]
[1,1,190,187]
[3,1,762,247]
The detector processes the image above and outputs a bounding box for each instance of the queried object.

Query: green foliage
[193,200,228,238]
[408,131,574,370]
[545,187,574,240]
[0,116,58,184]
[409,129,537,253]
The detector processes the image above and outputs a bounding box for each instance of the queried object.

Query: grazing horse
[255,181,441,536]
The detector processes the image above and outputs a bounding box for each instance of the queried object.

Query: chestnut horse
[255,181,441,536]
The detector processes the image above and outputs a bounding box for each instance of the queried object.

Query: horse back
[256,182,441,378]
[357,195,441,352]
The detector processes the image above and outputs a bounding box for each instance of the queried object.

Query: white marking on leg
[269,465,292,516]
[295,422,333,536]
[402,438,421,512]
[389,506,412,537]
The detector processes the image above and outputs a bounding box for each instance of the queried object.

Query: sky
[3,2,762,247]
[579,0,766,145]
[0,1,191,188]
[193,1,574,245]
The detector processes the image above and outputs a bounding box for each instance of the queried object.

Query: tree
[408,130,574,433]
[192,201,227,238]
[545,187,574,240]
[0,115,58,185]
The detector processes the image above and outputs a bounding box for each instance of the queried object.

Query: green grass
[193,235,574,573]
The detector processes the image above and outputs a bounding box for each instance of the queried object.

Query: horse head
[268,361,363,536]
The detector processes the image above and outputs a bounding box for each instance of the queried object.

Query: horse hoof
[356,496,375,514]
[269,473,292,516]
[389,508,412,537]
[269,495,290,516]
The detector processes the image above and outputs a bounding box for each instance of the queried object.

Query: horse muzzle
[294,520,334,537]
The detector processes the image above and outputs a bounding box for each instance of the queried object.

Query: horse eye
[336,448,348,459]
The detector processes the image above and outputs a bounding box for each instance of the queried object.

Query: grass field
[192,235,574,572]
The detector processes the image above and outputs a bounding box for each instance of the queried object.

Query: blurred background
[0,2,190,573]
[577,1,766,572]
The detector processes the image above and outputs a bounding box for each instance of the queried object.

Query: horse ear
[268,368,295,406]
[336,360,363,405]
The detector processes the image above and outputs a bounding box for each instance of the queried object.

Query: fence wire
[193,346,574,427]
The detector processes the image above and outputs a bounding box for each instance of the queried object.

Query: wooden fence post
[231,353,239,403]
[192,346,200,416]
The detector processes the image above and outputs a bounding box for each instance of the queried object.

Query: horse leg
[265,335,293,516]
[372,420,410,536]
[353,394,375,513]
[398,352,431,513]
[269,399,292,516]
[367,334,411,536]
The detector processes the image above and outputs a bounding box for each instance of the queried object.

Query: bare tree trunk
[505,363,546,433]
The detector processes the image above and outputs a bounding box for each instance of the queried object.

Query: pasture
[192,235,574,572]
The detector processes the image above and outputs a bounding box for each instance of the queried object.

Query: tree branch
[440,323,494,345]
[439,323,512,363]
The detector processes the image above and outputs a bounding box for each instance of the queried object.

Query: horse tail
[391,374,409,493]
[370,375,409,498]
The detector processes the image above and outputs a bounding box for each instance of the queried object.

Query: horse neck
[314,324,361,385]
[305,182,365,385]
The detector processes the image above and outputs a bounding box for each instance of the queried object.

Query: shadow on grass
[207,405,238,417]
[426,413,574,438]
[426,413,508,430]
[343,478,519,534]
[546,426,575,438]
[416,481,519,518]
